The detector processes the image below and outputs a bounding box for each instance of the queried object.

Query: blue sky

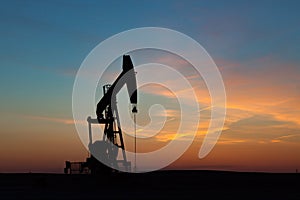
[1,0,299,116]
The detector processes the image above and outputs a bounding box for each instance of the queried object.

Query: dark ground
[0,170,299,199]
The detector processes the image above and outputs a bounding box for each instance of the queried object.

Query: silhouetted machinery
[64,55,137,174]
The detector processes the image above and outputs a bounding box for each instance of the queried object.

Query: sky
[0,0,300,173]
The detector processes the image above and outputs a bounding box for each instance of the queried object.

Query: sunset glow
[0,1,299,173]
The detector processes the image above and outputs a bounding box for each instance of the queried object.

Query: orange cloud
[23,115,86,125]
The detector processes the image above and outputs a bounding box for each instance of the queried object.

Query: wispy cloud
[23,115,84,125]
[220,113,300,145]
[271,134,300,143]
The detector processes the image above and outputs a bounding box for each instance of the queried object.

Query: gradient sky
[0,0,300,173]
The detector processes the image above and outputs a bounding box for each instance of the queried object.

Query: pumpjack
[64,55,137,174]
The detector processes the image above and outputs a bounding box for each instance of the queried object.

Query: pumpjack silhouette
[65,55,137,174]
